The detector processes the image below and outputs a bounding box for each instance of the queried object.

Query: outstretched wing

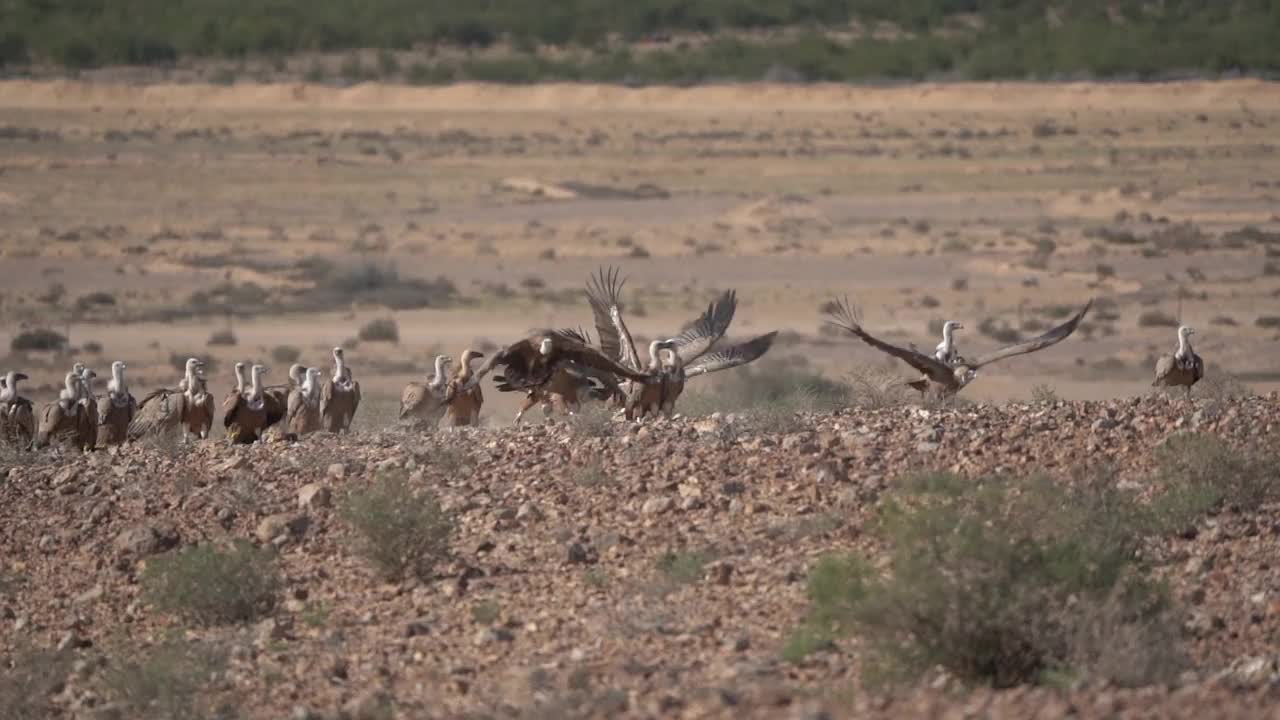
[970,299,1093,369]
[554,342,653,384]
[684,331,779,378]
[823,296,955,384]
[670,289,737,362]
[585,266,640,371]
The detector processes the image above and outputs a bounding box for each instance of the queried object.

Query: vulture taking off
[584,265,776,419]
[462,329,653,399]
[824,297,1093,397]
[321,347,361,433]
[0,371,35,450]
[1152,325,1204,398]
[400,355,452,427]
[97,361,137,446]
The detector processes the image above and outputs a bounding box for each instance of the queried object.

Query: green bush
[1154,434,1280,513]
[102,636,229,718]
[341,470,453,580]
[143,540,280,625]
[789,471,1185,688]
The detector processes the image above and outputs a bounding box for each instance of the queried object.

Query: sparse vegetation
[358,317,400,343]
[10,327,67,352]
[271,345,301,364]
[0,642,72,720]
[143,540,280,625]
[1153,434,1280,513]
[101,636,231,719]
[206,329,237,346]
[341,470,454,581]
[1138,311,1180,328]
[3,1,1277,82]
[655,549,711,586]
[787,471,1186,689]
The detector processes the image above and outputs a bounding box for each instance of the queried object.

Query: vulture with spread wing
[824,297,1093,396]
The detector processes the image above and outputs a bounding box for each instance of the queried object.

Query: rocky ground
[3,395,1280,719]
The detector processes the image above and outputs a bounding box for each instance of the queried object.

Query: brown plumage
[128,358,210,442]
[320,348,360,433]
[1152,325,1204,398]
[466,329,653,400]
[445,350,486,426]
[96,361,137,446]
[0,371,35,450]
[825,297,1093,396]
[36,372,85,449]
[400,355,452,427]
[286,368,323,436]
[515,369,594,424]
[224,364,273,444]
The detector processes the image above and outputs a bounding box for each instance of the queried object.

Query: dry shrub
[143,540,280,625]
[787,471,1186,689]
[358,317,399,343]
[10,328,67,352]
[0,642,72,720]
[1153,434,1280,513]
[101,636,231,719]
[341,470,453,580]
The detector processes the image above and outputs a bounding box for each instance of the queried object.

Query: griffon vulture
[36,372,86,449]
[0,371,35,450]
[445,349,485,427]
[128,358,211,442]
[97,361,137,446]
[321,347,360,433]
[400,355,452,426]
[1152,325,1204,398]
[824,297,1093,396]
[286,367,323,436]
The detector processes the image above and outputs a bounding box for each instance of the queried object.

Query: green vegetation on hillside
[1,0,1278,81]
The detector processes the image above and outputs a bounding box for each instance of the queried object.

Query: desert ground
[4,79,1280,719]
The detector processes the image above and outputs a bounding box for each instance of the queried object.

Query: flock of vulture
[0,265,1208,453]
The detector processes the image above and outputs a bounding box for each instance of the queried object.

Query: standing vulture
[0,371,35,450]
[36,372,86,449]
[286,367,323,436]
[74,366,98,451]
[1152,325,1204,398]
[443,349,486,427]
[224,364,280,443]
[400,354,452,427]
[321,347,361,433]
[824,297,1093,396]
[128,358,210,442]
[97,361,137,446]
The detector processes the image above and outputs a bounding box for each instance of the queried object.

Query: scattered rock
[642,496,674,516]
[298,483,332,510]
[114,522,179,559]
[256,513,309,544]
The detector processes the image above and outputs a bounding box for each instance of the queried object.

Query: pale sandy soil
[2,79,1279,421]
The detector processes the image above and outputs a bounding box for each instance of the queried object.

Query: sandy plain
[2,78,1279,420]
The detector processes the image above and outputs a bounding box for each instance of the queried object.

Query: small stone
[297,484,332,510]
[114,523,180,559]
[344,689,393,720]
[1092,417,1118,432]
[642,496,674,516]
[915,441,940,453]
[256,513,308,544]
[73,585,104,607]
[255,618,287,645]
[515,502,542,522]
[679,496,703,511]
[566,542,591,565]
[404,617,431,638]
[706,561,733,585]
[327,463,346,480]
[473,627,514,646]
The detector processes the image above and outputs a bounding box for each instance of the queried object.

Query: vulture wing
[684,331,779,378]
[585,265,640,371]
[824,296,956,384]
[670,289,737,363]
[969,299,1093,369]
